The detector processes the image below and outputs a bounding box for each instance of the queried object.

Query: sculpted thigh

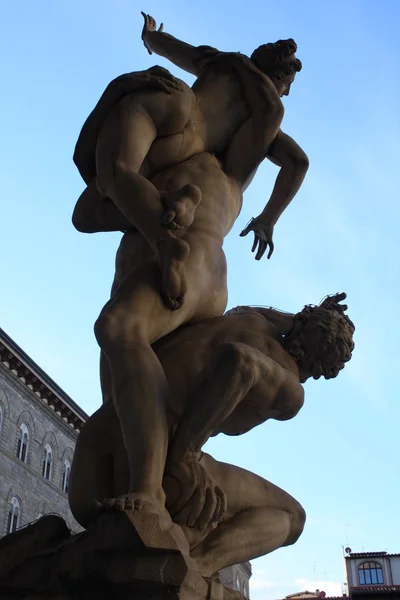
[184,240,228,322]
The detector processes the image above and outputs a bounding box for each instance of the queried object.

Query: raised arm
[240,130,309,260]
[141,12,219,76]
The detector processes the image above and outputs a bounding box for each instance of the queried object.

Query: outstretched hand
[319,292,348,312]
[240,217,275,260]
[163,457,227,530]
[141,12,163,54]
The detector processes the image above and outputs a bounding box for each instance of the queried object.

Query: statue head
[250,39,302,97]
[283,303,355,383]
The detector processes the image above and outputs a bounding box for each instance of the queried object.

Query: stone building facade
[219,560,252,598]
[0,326,251,595]
[0,327,86,535]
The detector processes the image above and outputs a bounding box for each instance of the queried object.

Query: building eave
[0,327,87,431]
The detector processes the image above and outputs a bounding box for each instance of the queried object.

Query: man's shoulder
[224,309,271,329]
[274,370,304,421]
[194,46,247,71]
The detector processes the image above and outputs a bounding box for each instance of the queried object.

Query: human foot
[157,232,190,310]
[96,492,168,517]
[161,184,201,231]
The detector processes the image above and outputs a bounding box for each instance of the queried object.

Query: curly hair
[251,39,302,81]
[283,305,355,382]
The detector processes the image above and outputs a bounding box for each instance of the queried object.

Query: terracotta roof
[347,553,387,559]
[347,552,400,559]
[282,596,347,600]
[286,591,317,598]
[352,588,400,594]
[0,327,87,431]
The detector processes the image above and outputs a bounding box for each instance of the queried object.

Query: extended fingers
[168,485,194,517]
[321,292,347,311]
[159,77,181,91]
[186,486,205,528]
[215,487,227,522]
[255,239,267,260]
[251,233,258,253]
[251,237,274,260]
[197,487,217,530]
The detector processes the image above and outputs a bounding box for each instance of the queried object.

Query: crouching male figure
[69,293,354,579]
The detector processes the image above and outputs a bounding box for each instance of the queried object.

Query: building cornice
[0,328,87,431]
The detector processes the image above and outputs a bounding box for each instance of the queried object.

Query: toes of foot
[133,499,145,511]
[165,295,183,310]
[162,210,176,226]
[114,498,126,511]
[182,184,202,204]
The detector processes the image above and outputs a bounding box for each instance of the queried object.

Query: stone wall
[0,362,80,535]
[220,562,251,598]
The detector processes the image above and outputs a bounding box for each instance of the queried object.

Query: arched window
[6,497,20,534]
[235,573,240,590]
[62,459,71,493]
[42,444,53,480]
[359,561,384,585]
[16,424,29,463]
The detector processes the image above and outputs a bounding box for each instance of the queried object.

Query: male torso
[154,310,304,436]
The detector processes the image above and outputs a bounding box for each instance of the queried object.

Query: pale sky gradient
[1,1,399,599]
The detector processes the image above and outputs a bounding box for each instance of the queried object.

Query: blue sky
[1,1,399,598]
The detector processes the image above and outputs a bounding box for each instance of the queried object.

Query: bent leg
[96,96,200,307]
[94,260,198,514]
[72,180,131,233]
[96,92,201,249]
[190,454,306,576]
[68,405,116,527]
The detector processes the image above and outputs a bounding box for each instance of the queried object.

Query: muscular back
[143,65,249,178]
[155,311,304,433]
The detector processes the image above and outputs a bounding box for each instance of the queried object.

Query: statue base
[0,514,239,600]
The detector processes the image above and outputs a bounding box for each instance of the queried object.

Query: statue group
[0,14,354,600]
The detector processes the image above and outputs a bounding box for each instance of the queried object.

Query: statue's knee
[287,502,306,545]
[94,308,144,351]
[94,310,120,350]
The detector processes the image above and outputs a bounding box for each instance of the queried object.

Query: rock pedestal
[0,513,233,600]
